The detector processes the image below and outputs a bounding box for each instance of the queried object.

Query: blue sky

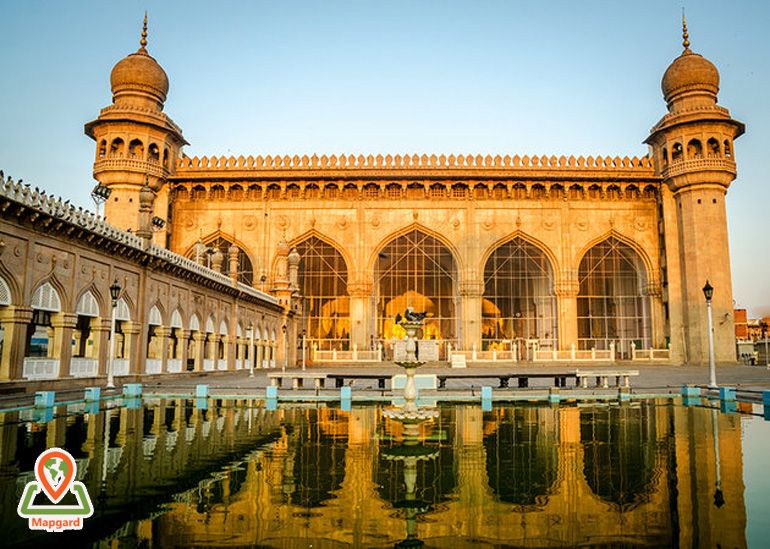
[1,1,768,315]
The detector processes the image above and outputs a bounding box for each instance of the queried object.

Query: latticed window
[375,229,457,341]
[229,185,244,200]
[187,237,254,285]
[266,185,282,199]
[247,185,263,200]
[296,237,350,349]
[430,184,445,198]
[343,185,359,200]
[451,184,467,199]
[482,238,557,350]
[305,184,320,199]
[577,237,650,357]
[363,184,380,199]
[324,185,339,199]
[386,184,402,199]
[287,185,301,199]
[210,185,225,199]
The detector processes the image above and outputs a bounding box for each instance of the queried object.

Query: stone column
[208,334,221,368]
[122,321,143,375]
[222,335,235,370]
[228,243,239,285]
[459,281,483,351]
[192,332,206,371]
[178,329,190,367]
[154,326,171,373]
[555,279,579,351]
[0,306,33,381]
[90,318,112,376]
[347,281,371,352]
[50,312,77,378]
[646,282,666,350]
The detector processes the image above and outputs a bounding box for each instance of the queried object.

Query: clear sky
[1,1,768,316]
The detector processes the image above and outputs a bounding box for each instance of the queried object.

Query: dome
[110,49,169,103]
[661,50,719,103]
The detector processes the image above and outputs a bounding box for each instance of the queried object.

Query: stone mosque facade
[86,17,744,366]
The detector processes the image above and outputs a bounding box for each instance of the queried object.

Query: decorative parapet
[93,157,169,179]
[176,152,656,178]
[0,171,277,307]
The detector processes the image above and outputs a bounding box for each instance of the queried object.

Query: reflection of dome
[110,15,169,107]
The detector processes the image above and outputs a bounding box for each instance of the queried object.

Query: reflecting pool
[1,399,768,547]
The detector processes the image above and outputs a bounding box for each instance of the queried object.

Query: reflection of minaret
[454,406,490,539]
[711,408,724,508]
[340,407,376,548]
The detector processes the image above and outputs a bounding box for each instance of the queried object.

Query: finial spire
[140,11,148,50]
[682,8,691,52]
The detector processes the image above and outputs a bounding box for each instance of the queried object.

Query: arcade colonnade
[183,223,665,360]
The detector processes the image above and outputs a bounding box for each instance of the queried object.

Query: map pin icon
[35,448,77,504]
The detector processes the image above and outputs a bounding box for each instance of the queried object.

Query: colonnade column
[154,326,171,373]
[178,329,190,370]
[646,283,666,350]
[90,318,111,376]
[51,312,77,378]
[222,335,235,370]
[122,321,143,375]
[459,281,483,351]
[555,280,579,351]
[347,281,372,352]
[191,332,206,371]
[0,306,32,380]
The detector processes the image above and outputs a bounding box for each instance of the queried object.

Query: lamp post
[301,330,306,371]
[249,322,255,378]
[90,183,111,217]
[703,280,717,389]
[107,278,121,389]
[282,324,288,372]
[762,320,770,369]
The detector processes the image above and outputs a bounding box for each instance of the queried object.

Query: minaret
[84,13,187,245]
[645,15,745,364]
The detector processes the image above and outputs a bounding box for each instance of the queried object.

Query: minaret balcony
[93,157,170,179]
[661,157,736,180]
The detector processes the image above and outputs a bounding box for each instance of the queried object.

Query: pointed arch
[189,313,201,332]
[0,263,20,306]
[205,315,216,333]
[373,225,460,341]
[76,289,101,318]
[148,304,164,326]
[292,232,351,348]
[574,229,655,285]
[219,319,228,336]
[185,231,256,285]
[367,222,463,273]
[115,297,131,321]
[170,308,184,329]
[30,280,63,312]
[479,230,560,276]
[0,274,12,306]
[289,229,353,273]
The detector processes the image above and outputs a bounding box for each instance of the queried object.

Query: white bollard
[472,343,477,362]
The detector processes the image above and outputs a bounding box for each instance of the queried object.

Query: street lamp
[91,183,111,217]
[301,330,306,371]
[107,278,121,389]
[703,280,717,389]
[248,322,255,378]
[282,324,288,372]
[761,320,770,369]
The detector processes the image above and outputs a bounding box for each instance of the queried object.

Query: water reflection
[0,399,756,547]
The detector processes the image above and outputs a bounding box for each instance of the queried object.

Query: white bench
[576,369,639,388]
[267,372,327,389]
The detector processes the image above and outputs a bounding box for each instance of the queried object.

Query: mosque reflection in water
[0,400,747,548]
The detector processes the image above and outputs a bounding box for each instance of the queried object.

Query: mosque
[85,15,744,366]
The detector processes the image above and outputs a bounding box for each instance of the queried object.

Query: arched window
[186,237,254,285]
[363,183,380,199]
[162,148,169,167]
[148,143,160,162]
[452,183,468,199]
[128,139,144,158]
[295,237,350,350]
[530,184,546,199]
[26,282,62,359]
[109,138,124,156]
[577,237,651,357]
[492,184,507,200]
[304,184,320,199]
[385,183,402,199]
[430,183,446,198]
[375,229,458,342]
[568,184,583,200]
[343,184,359,200]
[287,184,302,199]
[671,142,683,161]
[707,138,720,157]
[661,146,668,165]
[98,140,107,158]
[266,184,282,199]
[512,184,526,200]
[73,291,100,360]
[191,185,206,200]
[724,139,732,158]
[173,186,189,200]
[482,238,557,350]
[247,184,262,200]
[229,184,244,200]
[687,139,703,158]
[210,185,225,199]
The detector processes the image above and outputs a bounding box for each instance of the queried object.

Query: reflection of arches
[482,237,558,348]
[484,407,559,508]
[374,227,459,340]
[293,235,350,347]
[580,403,659,511]
[577,236,651,355]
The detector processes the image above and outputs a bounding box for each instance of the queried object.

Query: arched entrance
[374,229,458,348]
[577,237,651,357]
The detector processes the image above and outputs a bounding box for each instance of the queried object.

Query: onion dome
[661,15,719,104]
[288,247,301,267]
[110,14,169,108]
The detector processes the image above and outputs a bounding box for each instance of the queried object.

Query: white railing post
[552,349,557,361]
[378,343,383,362]
[313,342,318,361]
[571,344,576,361]
[610,341,616,362]
[492,348,497,361]
[332,348,337,361]
[631,341,636,360]
[447,342,452,362]
[591,348,596,360]
[352,344,358,361]
[650,343,655,361]
[512,342,518,363]
[472,343,477,362]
